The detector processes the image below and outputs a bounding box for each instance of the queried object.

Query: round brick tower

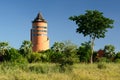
[31,13,49,52]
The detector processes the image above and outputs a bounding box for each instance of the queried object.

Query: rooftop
[32,13,47,23]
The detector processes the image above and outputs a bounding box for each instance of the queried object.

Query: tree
[51,41,79,64]
[104,44,115,61]
[4,48,22,62]
[51,42,65,52]
[0,42,9,55]
[77,41,91,63]
[19,40,32,57]
[69,10,114,63]
[51,41,79,72]
[115,52,120,59]
[61,41,79,65]
[114,52,120,63]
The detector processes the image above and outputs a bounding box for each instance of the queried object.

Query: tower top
[32,13,47,23]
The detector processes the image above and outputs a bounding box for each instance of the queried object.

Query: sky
[0,0,120,52]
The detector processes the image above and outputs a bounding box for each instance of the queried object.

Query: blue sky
[0,0,120,52]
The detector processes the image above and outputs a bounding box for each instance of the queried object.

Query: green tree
[115,52,120,59]
[50,42,65,63]
[77,41,91,63]
[4,48,22,62]
[51,41,79,64]
[114,52,120,63]
[19,40,32,57]
[51,42,65,52]
[59,41,79,72]
[69,10,114,63]
[27,52,41,63]
[104,44,115,61]
[62,41,79,65]
[50,41,79,72]
[0,42,9,55]
[45,49,63,63]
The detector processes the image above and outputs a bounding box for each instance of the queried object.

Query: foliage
[104,45,115,53]
[97,62,107,69]
[51,41,79,64]
[114,59,120,63]
[69,10,114,63]
[69,10,114,38]
[0,63,120,80]
[29,64,49,74]
[103,45,115,61]
[77,41,91,63]
[93,51,98,62]
[0,42,9,56]
[19,40,32,57]
[47,50,63,63]
[50,41,79,72]
[4,48,22,62]
[115,52,120,59]
[98,57,110,63]
[27,52,41,63]
[28,63,60,74]
[62,41,79,64]
[51,42,65,52]
[114,52,120,63]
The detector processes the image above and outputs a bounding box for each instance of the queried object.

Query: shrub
[29,65,47,73]
[27,52,41,63]
[4,48,23,62]
[97,62,107,69]
[28,63,61,74]
[40,53,49,62]
[114,59,120,63]
[77,41,91,63]
[98,57,110,63]
[0,59,28,71]
[59,64,73,73]
[48,51,63,63]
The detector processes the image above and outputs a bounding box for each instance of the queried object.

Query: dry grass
[0,62,120,80]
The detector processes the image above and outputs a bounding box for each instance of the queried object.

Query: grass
[0,62,120,80]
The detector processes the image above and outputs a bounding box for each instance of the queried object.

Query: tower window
[32,34,47,36]
[33,26,47,29]
[32,30,47,32]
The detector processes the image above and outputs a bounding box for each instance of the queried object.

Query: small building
[97,49,104,58]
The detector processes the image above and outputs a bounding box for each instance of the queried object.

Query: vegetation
[0,10,120,80]
[77,41,91,63]
[0,62,120,80]
[69,10,114,63]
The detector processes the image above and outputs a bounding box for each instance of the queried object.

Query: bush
[114,59,120,63]
[27,52,41,63]
[97,62,107,69]
[4,48,24,62]
[0,60,28,71]
[48,51,63,63]
[98,57,110,63]
[59,64,73,73]
[40,53,49,62]
[28,63,61,74]
[29,65,47,73]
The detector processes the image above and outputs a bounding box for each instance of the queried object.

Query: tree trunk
[90,37,95,64]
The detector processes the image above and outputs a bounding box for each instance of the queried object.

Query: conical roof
[33,13,47,23]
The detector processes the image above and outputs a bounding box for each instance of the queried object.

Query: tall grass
[0,62,120,80]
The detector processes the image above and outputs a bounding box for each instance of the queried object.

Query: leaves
[19,40,32,57]
[69,10,114,63]
[69,10,114,39]
[0,42,9,55]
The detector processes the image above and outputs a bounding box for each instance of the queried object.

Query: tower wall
[31,14,49,52]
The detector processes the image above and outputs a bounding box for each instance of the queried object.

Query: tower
[31,13,49,52]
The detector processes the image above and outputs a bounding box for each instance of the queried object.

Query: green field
[0,62,120,80]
